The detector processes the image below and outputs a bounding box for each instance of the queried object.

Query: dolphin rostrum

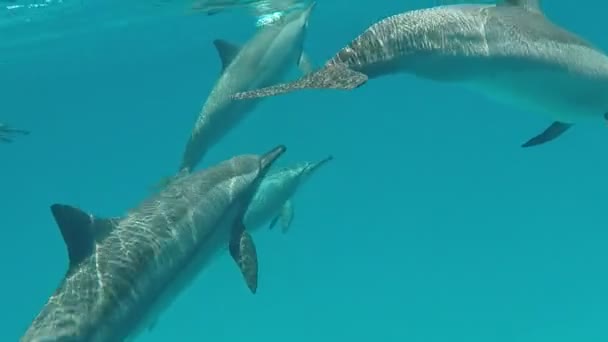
[245,154,333,233]
[190,0,303,17]
[0,122,29,143]
[232,0,608,147]
[175,1,315,176]
[20,145,286,342]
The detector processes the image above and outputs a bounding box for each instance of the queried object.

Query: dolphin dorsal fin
[502,0,542,14]
[50,204,117,269]
[212,39,241,72]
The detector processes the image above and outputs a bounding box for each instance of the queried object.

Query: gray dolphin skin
[176,1,314,174]
[245,154,333,233]
[0,122,29,143]
[20,145,286,342]
[232,0,608,147]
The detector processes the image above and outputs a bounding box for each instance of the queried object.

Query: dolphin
[189,0,303,16]
[232,0,608,147]
[174,1,314,177]
[245,154,333,234]
[0,122,29,143]
[20,145,286,342]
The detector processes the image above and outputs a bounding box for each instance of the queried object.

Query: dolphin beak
[260,145,287,172]
[304,1,316,17]
[304,155,333,175]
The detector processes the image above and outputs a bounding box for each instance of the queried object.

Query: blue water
[2,0,608,341]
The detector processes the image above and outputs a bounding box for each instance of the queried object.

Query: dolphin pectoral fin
[279,200,294,234]
[148,319,158,331]
[231,64,368,100]
[521,121,573,147]
[229,221,258,293]
[297,52,315,75]
[268,216,280,230]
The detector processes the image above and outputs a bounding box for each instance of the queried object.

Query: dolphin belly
[466,66,608,123]
[244,180,297,230]
[398,48,608,124]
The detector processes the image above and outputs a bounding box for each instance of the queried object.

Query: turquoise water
[3,0,608,341]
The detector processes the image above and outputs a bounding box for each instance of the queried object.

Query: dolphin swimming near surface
[0,122,29,143]
[245,154,333,234]
[232,0,608,147]
[20,145,286,342]
[173,1,314,178]
[189,0,303,16]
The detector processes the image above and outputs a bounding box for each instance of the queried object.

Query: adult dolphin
[175,1,315,177]
[232,0,608,147]
[20,145,286,342]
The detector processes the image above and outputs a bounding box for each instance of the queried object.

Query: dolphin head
[168,145,284,206]
[224,145,286,189]
[222,145,287,201]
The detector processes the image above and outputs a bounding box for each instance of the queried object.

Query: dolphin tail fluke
[229,220,259,293]
[521,121,573,147]
[231,64,368,100]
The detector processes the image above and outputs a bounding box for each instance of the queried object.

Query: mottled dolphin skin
[0,122,29,143]
[245,154,332,233]
[176,1,314,174]
[232,0,608,147]
[20,145,286,342]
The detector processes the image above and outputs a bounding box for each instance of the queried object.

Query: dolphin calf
[232,0,608,147]
[0,122,29,143]
[174,1,314,177]
[245,154,332,233]
[20,145,286,342]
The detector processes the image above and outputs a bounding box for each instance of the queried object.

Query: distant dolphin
[0,122,29,143]
[174,1,314,178]
[20,145,286,342]
[245,154,332,233]
[190,0,303,16]
[232,0,608,147]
